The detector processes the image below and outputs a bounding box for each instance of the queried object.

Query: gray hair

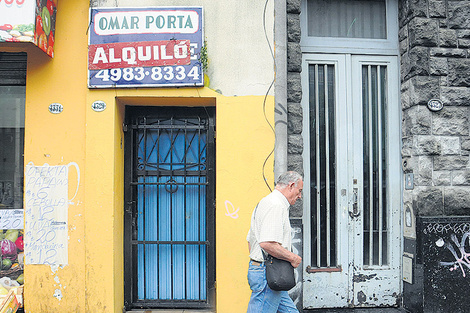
[276,171,302,187]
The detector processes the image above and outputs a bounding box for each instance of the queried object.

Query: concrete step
[303,308,407,313]
[126,309,215,313]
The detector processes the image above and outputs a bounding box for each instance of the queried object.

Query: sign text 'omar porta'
[88,7,203,88]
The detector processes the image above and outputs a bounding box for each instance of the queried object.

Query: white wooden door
[302,54,401,309]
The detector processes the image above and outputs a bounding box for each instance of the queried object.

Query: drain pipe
[274,0,288,181]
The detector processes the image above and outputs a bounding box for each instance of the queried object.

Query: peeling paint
[357,290,367,303]
[53,289,63,301]
[353,273,377,283]
[50,264,65,273]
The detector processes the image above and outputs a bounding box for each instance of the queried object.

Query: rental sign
[88,7,203,88]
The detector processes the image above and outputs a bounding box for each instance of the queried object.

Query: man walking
[246,171,303,313]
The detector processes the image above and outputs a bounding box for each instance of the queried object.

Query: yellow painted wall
[215,95,275,312]
[22,0,88,311]
[10,0,276,312]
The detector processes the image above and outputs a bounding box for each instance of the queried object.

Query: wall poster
[24,163,79,265]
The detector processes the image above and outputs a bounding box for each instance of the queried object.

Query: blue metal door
[124,106,215,310]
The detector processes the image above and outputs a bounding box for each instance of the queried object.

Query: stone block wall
[285,1,470,218]
[400,0,470,217]
[285,0,470,310]
[286,0,303,217]
[285,2,303,308]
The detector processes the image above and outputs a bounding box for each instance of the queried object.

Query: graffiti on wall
[423,222,470,278]
[289,221,303,311]
[224,200,239,219]
[421,219,470,312]
[436,232,470,277]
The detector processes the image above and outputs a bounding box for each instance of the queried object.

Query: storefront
[2,0,469,312]
[1,0,277,312]
[0,52,26,305]
[0,0,56,307]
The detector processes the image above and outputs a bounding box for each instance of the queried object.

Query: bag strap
[253,203,267,261]
[254,199,294,257]
[253,200,293,261]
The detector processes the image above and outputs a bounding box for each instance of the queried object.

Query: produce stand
[0,227,25,312]
[0,289,19,313]
[0,267,22,281]
[0,209,26,312]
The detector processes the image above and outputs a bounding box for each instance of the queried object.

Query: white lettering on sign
[93,65,200,83]
[88,40,190,70]
[94,10,199,36]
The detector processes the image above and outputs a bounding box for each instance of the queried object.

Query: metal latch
[349,187,360,218]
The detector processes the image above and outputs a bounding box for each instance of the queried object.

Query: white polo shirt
[246,189,292,262]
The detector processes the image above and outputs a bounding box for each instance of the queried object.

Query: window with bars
[307,62,390,269]
[362,64,388,267]
[308,63,337,268]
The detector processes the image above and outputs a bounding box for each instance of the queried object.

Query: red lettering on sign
[88,40,191,70]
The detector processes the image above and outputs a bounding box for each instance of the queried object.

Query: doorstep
[127,309,215,313]
[303,308,407,313]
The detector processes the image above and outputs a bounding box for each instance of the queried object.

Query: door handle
[349,187,360,218]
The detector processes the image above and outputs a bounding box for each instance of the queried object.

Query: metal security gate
[124,106,216,310]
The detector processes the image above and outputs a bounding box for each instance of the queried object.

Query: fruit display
[0,23,34,42]
[0,0,35,42]
[0,0,56,57]
[33,0,56,57]
[0,230,24,288]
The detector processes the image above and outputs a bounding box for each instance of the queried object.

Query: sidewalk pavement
[303,308,407,313]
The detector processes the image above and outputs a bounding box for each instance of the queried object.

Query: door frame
[123,105,216,310]
[301,53,402,309]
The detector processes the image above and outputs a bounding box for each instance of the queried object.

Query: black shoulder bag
[262,250,296,291]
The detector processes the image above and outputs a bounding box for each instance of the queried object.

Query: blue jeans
[247,261,299,313]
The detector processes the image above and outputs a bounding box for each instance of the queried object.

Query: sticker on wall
[91,100,106,112]
[48,103,63,114]
[403,204,416,239]
[403,255,413,284]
